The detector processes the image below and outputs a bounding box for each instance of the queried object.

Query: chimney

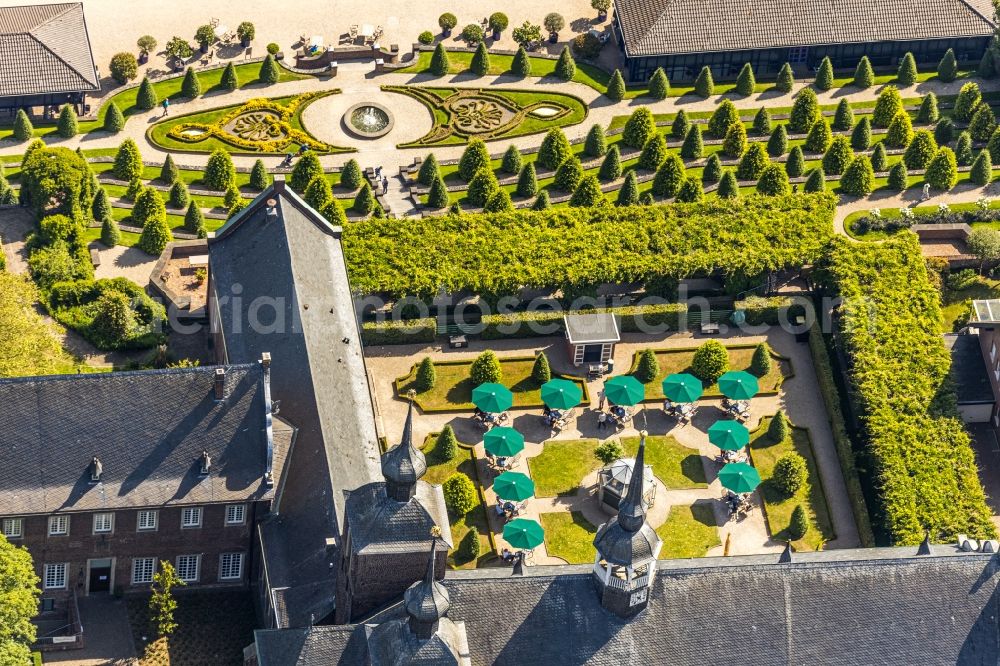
[261,352,271,369]
[213,367,226,401]
[199,450,212,475]
[89,456,103,483]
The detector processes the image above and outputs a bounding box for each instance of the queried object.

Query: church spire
[381,398,426,501]
[404,537,450,639]
[617,433,648,532]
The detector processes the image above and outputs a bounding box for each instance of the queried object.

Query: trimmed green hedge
[827,235,996,544]
[734,295,806,326]
[343,195,837,298]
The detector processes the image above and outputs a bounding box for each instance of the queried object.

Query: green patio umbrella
[484,427,525,458]
[604,375,645,406]
[662,373,703,403]
[718,462,761,494]
[503,518,545,550]
[718,371,760,400]
[494,471,535,501]
[540,378,582,411]
[472,382,513,413]
[708,420,750,451]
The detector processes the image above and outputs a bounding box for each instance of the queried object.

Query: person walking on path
[161,98,170,116]
[597,386,606,410]
[382,175,389,194]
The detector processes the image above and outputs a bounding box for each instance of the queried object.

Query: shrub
[434,426,458,463]
[917,92,939,124]
[532,351,551,383]
[722,123,747,157]
[417,154,440,187]
[443,473,477,517]
[651,154,685,197]
[538,128,572,171]
[415,356,437,391]
[137,35,158,57]
[168,181,189,209]
[90,291,136,343]
[980,49,997,78]
[648,67,669,99]
[785,146,805,178]
[259,55,279,84]
[888,161,909,190]
[570,174,606,207]
[676,177,703,202]
[430,42,450,75]
[968,229,1000,269]
[517,163,538,197]
[137,207,172,255]
[756,164,789,196]
[752,107,772,136]
[109,52,138,84]
[460,527,481,560]
[671,108,690,139]
[708,99,740,138]
[903,130,937,169]
[989,128,1000,162]
[774,452,807,498]
[125,177,144,202]
[872,86,903,127]
[804,120,832,153]
[55,104,78,139]
[104,102,125,133]
[136,76,157,110]
[885,111,914,148]
[555,47,576,80]
[470,349,502,384]
[751,342,772,376]
[839,155,874,196]
[470,42,490,76]
[267,42,281,54]
[694,66,714,98]
[638,134,668,171]
[735,63,756,96]
[554,157,583,191]
[617,170,639,205]
[204,149,236,192]
[438,13,458,30]
[194,24,216,48]
[290,152,322,192]
[512,21,542,48]
[236,21,255,42]
[485,189,515,212]
[622,107,656,149]
[599,146,622,181]
[132,187,165,227]
[969,103,997,142]
[955,131,974,166]
[595,440,625,465]
[93,187,112,222]
[938,48,958,82]
[853,56,874,88]
[971,149,993,186]
[467,168,499,206]
[925,147,958,191]
[703,153,723,183]
[736,143,768,180]
[606,70,626,102]
[717,170,739,198]
[789,504,809,539]
[427,175,450,209]
[179,67,202,99]
[184,200,204,233]
[788,88,819,133]
[250,159,270,190]
[692,339,729,382]
[165,36,194,62]
[804,167,825,193]
[418,30,435,45]
[776,62,795,93]
[489,12,509,34]
[511,46,531,77]
[304,177,332,211]
[897,52,917,86]
[100,217,120,247]
[850,117,872,151]
[814,56,834,90]
[953,82,981,122]
[832,99,854,131]
[353,182,377,215]
[870,142,888,172]
[341,158,364,190]
[113,138,143,182]
[220,62,239,91]
[768,410,790,442]
[578,126,606,160]
[680,125,703,159]
[532,191,551,210]
[544,12,565,36]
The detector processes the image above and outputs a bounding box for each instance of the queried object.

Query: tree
[851,116,872,151]
[775,62,795,93]
[872,86,903,127]
[438,13,458,32]
[595,439,625,464]
[132,187,164,226]
[736,143,768,180]
[970,103,998,142]
[938,48,958,82]
[104,102,125,133]
[0,534,40,663]
[606,69,626,101]
[168,181,189,209]
[537,128,572,170]
[427,175,450,209]
[470,349,502,384]
[717,170,739,198]
[702,153,723,183]
[512,46,531,77]
[484,189,514,212]
[953,82,981,122]
[887,161,908,190]
[676,176,703,202]
[885,111,914,148]
[92,186,112,222]
[554,157,583,191]
[114,138,143,182]
[259,54,280,84]
[599,146,622,181]
[150,561,185,637]
[822,136,853,175]
[694,66,714,97]
[897,52,917,86]
[904,130,938,169]
[184,200,204,233]
[443,472,476,517]
[517,162,538,198]
[671,108,690,139]
[708,99,740,138]
[164,36,194,62]
[989,127,1000,162]
[722,123,747,158]
[769,410,790,442]
[91,290,136,342]
[814,56,834,90]
[304,176,333,211]
[917,92,939,124]
[788,88,820,133]
[651,154,685,197]
[353,182,377,214]
[789,505,809,539]
[249,159,270,190]
[416,356,437,392]
[622,107,656,149]
[638,134,668,171]
[752,107,772,136]
[968,227,1000,272]
[417,154,439,187]
[470,42,490,76]
[460,527,481,561]
[785,146,805,178]
[774,452,807,496]
[512,21,541,48]
[570,174,606,207]
[290,152,323,192]
[110,52,139,84]
[179,67,202,100]
[871,142,888,172]
[555,46,576,81]
[925,147,958,190]
[437,425,458,461]
[237,21,256,43]
[955,131,974,166]
[649,67,669,99]
[840,155,874,196]
[735,62,756,96]
[804,167,826,193]
[467,168,499,206]
[138,204,172,255]
[100,216,120,247]
[532,351,552,383]
[532,190,551,210]
[544,12,566,38]
[617,170,639,205]
[204,149,236,192]
[635,349,660,383]
[430,42,450,75]
[972,149,993,186]
[756,164,789,195]
[804,120,832,153]
[136,76,158,110]
[853,56,874,88]
[12,109,32,141]
[52,104,78,140]
[751,342,772,376]
[680,125,703,159]
[980,48,997,79]
[692,339,729,382]
[832,99,854,131]
[341,159,364,190]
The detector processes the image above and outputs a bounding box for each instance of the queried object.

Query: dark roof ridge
[0,362,260,386]
[211,179,342,243]
[959,0,999,26]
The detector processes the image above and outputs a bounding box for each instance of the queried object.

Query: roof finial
[617,431,648,532]
[778,541,792,563]
[917,530,932,556]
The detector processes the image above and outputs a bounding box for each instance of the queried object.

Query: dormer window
[90,456,103,483]
[199,451,211,475]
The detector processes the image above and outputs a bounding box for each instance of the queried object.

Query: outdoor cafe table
[360,24,375,38]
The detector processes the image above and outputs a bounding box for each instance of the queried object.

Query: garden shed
[564,313,619,367]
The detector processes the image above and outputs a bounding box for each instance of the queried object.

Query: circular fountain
[343,102,394,138]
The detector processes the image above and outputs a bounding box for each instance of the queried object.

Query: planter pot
[549,32,558,43]
[274,51,284,61]
[138,52,148,65]
[200,43,208,54]
[492,29,501,40]
[241,37,250,48]
[598,10,608,20]
[442,28,452,38]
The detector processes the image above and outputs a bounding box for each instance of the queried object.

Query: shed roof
[615,0,997,57]
[944,333,995,405]
[563,313,620,344]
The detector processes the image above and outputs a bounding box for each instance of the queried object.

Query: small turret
[380,399,427,501]
[404,540,450,639]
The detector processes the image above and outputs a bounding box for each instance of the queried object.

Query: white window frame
[180,507,202,529]
[132,557,156,585]
[218,552,244,581]
[2,518,22,538]
[137,510,158,531]
[93,513,113,534]
[43,563,68,589]
[175,555,200,583]
[225,504,246,525]
[48,515,69,536]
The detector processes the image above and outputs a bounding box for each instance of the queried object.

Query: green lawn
[629,345,790,400]
[396,357,587,411]
[528,438,602,497]
[749,417,835,551]
[845,198,1000,240]
[657,503,721,559]
[620,435,707,489]
[421,434,493,568]
[539,511,598,564]
[940,276,1000,333]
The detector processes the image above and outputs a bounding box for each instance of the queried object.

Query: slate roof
[615,0,998,57]
[563,313,620,344]
[945,333,996,404]
[344,480,453,552]
[0,3,99,97]
[0,364,288,515]
[253,625,367,665]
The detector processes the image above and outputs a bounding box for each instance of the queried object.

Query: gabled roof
[0,3,99,97]
[615,0,997,57]
[0,363,288,515]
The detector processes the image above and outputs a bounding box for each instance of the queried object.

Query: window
[93,513,113,534]
[137,510,158,531]
[176,555,200,582]
[1,518,22,538]
[180,507,202,528]
[225,504,245,525]
[48,515,69,536]
[132,557,156,584]
[43,563,67,589]
[219,552,243,580]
